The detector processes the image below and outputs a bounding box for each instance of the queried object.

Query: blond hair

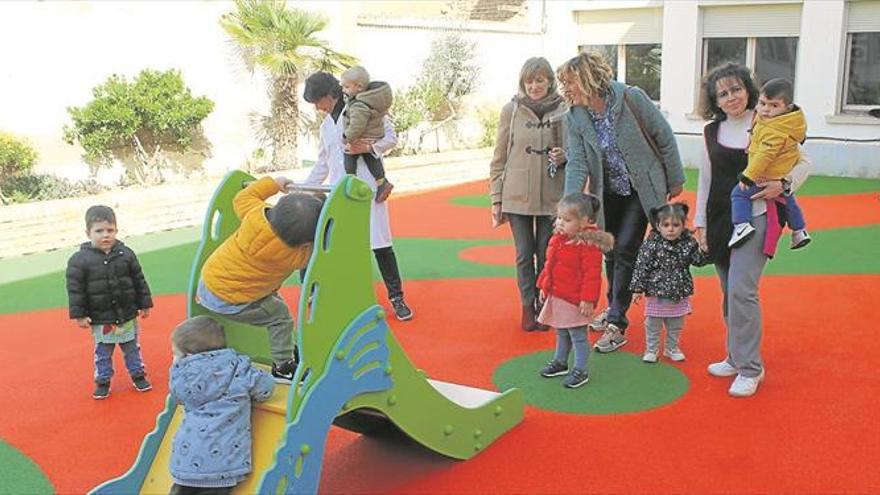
[341,65,370,87]
[556,51,614,102]
[518,57,557,97]
[171,315,227,356]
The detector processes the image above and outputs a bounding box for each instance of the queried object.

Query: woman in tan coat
[490,57,568,331]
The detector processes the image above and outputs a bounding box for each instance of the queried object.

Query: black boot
[533,299,549,331]
[521,305,537,331]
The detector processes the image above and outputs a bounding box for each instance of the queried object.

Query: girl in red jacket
[537,193,614,388]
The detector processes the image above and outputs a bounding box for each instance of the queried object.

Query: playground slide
[91,172,524,495]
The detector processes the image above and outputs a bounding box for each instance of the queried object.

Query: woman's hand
[578,301,594,317]
[695,227,708,252]
[549,147,567,167]
[667,184,683,200]
[348,138,375,155]
[751,179,784,200]
[491,203,507,228]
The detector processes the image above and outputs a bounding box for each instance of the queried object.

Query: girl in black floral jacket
[630,203,709,364]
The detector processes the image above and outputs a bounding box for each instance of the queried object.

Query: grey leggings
[644,316,685,352]
[714,214,769,378]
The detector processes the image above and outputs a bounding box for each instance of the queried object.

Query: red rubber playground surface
[1,178,878,494]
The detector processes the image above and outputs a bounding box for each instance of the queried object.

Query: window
[702,37,798,87]
[844,32,880,110]
[842,1,880,112]
[700,4,802,88]
[579,44,662,101]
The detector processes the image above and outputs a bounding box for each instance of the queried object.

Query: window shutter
[702,3,802,38]
[847,0,880,33]
[574,8,663,45]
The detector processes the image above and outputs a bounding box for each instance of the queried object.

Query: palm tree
[221,0,356,169]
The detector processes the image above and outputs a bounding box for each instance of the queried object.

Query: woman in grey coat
[557,51,685,353]
[489,57,568,331]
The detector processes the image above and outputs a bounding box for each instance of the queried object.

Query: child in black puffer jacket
[66,205,153,399]
[630,203,710,364]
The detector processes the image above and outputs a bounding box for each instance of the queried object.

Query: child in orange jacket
[197,176,324,383]
[536,192,614,388]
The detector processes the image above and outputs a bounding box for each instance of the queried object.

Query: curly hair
[699,63,760,121]
[556,51,614,103]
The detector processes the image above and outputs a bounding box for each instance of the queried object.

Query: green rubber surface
[493,350,690,415]
[0,440,54,495]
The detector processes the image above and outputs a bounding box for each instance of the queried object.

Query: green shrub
[3,173,106,203]
[0,133,38,180]
[63,69,214,184]
[477,106,500,148]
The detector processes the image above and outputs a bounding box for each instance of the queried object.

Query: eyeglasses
[716,85,745,101]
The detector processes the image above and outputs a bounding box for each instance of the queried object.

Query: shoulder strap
[623,89,662,162]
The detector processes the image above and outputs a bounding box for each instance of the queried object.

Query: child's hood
[170,348,248,408]
[354,81,393,114]
[758,105,806,144]
[565,228,615,253]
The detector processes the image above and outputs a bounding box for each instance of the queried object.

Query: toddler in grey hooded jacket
[170,348,275,489]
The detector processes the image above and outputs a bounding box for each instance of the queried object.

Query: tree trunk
[271,74,299,169]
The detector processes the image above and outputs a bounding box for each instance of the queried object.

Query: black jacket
[629,230,710,301]
[66,241,153,325]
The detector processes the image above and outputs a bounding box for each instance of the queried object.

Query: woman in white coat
[301,72,413,321]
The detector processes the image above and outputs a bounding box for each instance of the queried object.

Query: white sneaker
[707,360,738,377]
[664,348,686,362]
[642,349,658,363]
[728,223,756,248]
[588,308,609,332]
[791,229,811,249]
[729,369,765,397]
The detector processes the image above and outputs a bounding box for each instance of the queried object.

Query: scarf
[517,93,563,120]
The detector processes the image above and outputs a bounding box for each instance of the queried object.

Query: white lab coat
[303,113,398,249]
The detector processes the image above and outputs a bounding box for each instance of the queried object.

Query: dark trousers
[603,192,649,331]
[373,246,403,300]
[170,483,233,495]
[344,152,385,181]
[507,213,554,307]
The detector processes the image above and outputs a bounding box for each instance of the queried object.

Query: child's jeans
[645,316,684,352]
[554,326,590,371]
[344,152,385,180]
[731,183,806,230]
[94,338,145,384]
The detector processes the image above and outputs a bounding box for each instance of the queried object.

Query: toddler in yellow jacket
[728,78,810,251]
[197,176,324,382]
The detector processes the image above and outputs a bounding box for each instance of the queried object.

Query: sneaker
[93,382,110,400]
[132,375,152,392]
[707,360,738,377]
[642,349,658,363]
[271,359,296,384]
[729,369,765,397]
[728,222,756,248]
[539,360,569,378]
[791,229,811,249]
[562,368,590,388]
[375,180,394,202]
[390,296,413,321]
[588,308,609,332]
[664,348,686,362]
[594,324,627,353]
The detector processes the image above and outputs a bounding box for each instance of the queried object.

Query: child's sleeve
[65,254,88,319]
[742,133,785,183]
[579,245,603,303]
[343,102,370,143]
[248,366,276,403]
[129,251,154,310]
[629,242,653,294]
[233,176,281,219]
[537,235,559,292]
